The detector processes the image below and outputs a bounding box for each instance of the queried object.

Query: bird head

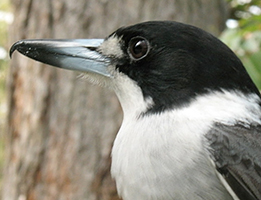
[10,21,260,116]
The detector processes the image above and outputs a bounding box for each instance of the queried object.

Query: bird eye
[128,37,150,60]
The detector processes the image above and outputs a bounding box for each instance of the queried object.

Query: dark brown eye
[128,37,150,60]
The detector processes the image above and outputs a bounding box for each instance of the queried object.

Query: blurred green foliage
[227,0,261,20]
[221,0,261,89]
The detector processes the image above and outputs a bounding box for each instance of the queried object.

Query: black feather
[113,21,260,114]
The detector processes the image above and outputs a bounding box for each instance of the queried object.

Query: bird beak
[9,39,112,77]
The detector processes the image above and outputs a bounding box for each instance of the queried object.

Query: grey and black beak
[10,39,112,77]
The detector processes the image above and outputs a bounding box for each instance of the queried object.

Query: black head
[106,21,260,114]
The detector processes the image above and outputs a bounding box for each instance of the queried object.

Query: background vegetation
[221,0,261,87]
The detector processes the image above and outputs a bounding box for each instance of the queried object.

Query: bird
[10,21,261,200]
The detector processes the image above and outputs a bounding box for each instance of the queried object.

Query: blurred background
[0,0,12,192]
[0,0,260,199]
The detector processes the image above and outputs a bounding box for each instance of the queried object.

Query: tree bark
[3,0,227,199]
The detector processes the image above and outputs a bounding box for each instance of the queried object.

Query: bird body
[112,85,260,199]
[10,21,261,200]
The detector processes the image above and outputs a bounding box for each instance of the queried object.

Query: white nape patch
[173,90,261,126]
[98,35,124,58]
[111,89,261,200]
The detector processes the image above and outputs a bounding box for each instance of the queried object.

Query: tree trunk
[3,0,227,199]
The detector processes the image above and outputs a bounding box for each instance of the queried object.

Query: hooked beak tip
[10,40,28,58]
[9,41,18,58]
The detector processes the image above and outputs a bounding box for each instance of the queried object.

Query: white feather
[110,73,261,200]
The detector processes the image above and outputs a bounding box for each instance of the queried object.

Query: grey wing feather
[206,123,261,200]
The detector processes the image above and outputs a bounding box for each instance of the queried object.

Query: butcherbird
[10,21,261,200]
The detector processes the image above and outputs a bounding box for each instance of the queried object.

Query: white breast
[111,112,232,200]
[110,74,261,200]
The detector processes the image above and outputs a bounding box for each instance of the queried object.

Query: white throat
[112,72,154,119]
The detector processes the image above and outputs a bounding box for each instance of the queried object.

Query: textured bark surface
[3,0,227,199]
